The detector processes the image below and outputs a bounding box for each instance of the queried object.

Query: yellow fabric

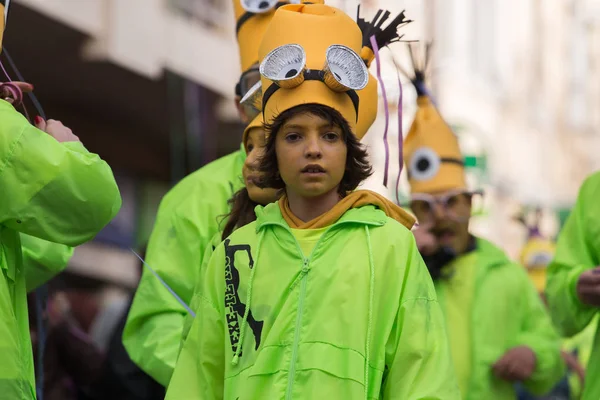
[440,251,478,397]
[233,1,280,72]
[360,47,375,67]
[356,75,378,140]
[242,113,264,145]
[1,3,5,50]
[290,226,329,257]
[258,4,363,134]
[519,237,556,292]
[404,96,467,194]
[278,189,415,229]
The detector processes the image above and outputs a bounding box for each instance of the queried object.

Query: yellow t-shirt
[290,226,329,258]
[439,251,479,396]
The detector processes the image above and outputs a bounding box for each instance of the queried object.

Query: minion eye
[409,147,441,181]
[260,44,306,88]
[241,0,279,13]
[323,45,369,92]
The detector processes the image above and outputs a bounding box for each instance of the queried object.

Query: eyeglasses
[235,67,261,98]
[409,189,483,222]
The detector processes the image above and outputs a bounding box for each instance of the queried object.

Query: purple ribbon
[370,35,390,188]
[395,67,403,205]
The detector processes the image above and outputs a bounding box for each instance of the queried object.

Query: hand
[576,267,600,307]
[561,350,585,385]
[492,346,537,382]
[1,81,33,104]
[34,116,80,143]
[413,222,439,256]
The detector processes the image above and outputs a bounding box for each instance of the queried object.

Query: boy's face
[243,128,279,205]
[275,111,347,199]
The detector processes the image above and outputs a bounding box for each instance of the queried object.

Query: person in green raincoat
[123,0,386,385]
[121,1,292,387]
[166,4,460,399]
[546,171,600,400]
[0,5,122,399]
[405,51,565,399]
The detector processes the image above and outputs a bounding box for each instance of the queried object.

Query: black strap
[440,157,465,166]
[262,69,359,121]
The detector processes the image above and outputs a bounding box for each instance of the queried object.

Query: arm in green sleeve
[123,192,222,386]
[382,237,461,399]
[165,245,225,400]
[20,234,74,292]
[180,232,220,350]
[546,174,600,337]
[0,101,121,245]
[514,270,565,395]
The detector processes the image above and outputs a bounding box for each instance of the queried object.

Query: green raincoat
[435,238,565,399]
[546,171,600,400]
[123,146,245,386]
[166,202,460,399]
[0,100,122,399]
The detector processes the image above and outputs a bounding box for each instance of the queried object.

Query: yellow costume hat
[258,3,369,136]
[1,0,9,50]
[515,210,556,292]
[403,46,467,194]
[233,1,299,73]
[241,5,410,141]
[242,113,264,146]
[520,237,555,292]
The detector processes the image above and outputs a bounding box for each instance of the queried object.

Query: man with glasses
[122,1,287,387]
[404,63,564,399]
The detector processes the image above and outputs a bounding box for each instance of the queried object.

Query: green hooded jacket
[123,146,245,386]
[546,171,600,400]
[166,202,460,399]
[0,100,122,399]
[435,238,565,399]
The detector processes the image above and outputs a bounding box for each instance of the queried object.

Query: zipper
[286,258,310,400]
[261,219,384,399]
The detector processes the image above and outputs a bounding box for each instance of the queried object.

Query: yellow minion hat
[0,0,9,51]
[520,237,555,292]
[233,1,299,73]
[258,3,368,136]
[403,46,466,194]
[515,210,556,292]
[242,113,264,147]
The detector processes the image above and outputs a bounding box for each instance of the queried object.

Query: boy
[166,4,459,399]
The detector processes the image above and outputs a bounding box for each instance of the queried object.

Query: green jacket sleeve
[123,188,226,386]
[180,232,220,350]
[511,268,565,395]
[165,243,226,400]
[0,101,121,245]
[20,234,74,292]
[546,174,600,337]
[382,236,461,399]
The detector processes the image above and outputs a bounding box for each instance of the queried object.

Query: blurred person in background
[30,274,106,400]
[0,2,122,399]
[513,209,591,400]
[405,55,565,399]
[86,256,166,400]
[546,171,600,400]
[122,0,300,387]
